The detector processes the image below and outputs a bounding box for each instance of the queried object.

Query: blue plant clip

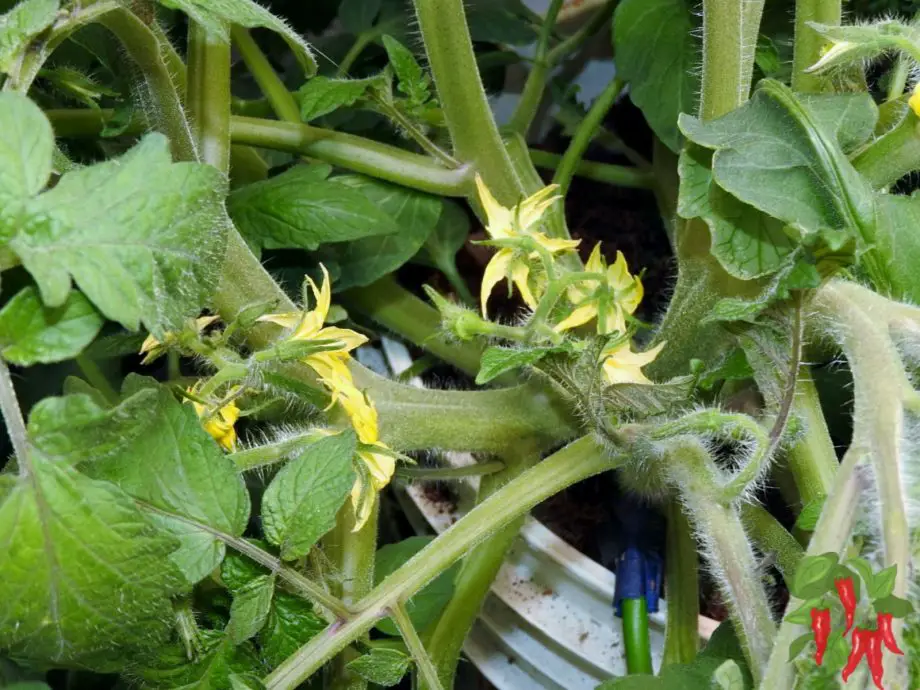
[613,547,662,616]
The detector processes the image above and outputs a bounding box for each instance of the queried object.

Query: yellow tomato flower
[188,387,241,451]
[139,315,218,364]
[257,264,368,390]
[910,82,920,118]
[351,445,396,531]
[475,175,578,317]
[600,340,665,386]
[555,243,643,334]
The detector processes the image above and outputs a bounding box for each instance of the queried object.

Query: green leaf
[346,648,410,686]
[0,454,182,666]
[157,0,316,75]
[678,144,795,279]
[227,574,275,644]
[873,594,914,618]
[846,557,876,591]
[81,385,250,584]
[381,34,431,108]
[228,165,398,252]
[375,536,459,636]
[784,598,824,625]
[0,286,103,365]
[136,629,262,689]
[712,660,745,690]
[319,176,442,289]
[298,75,380,121]
[868,564,897,600]
[680,81,874,249]
[221,544,271,593]
[465,0,536,45]
[476,345,562,384]
[415,199,470,273]
[262,431,357,560]
[794,495,826,531]
[10,133,225,336]
[872,193,920,304]
[613,0,699,151]
[0,92,52,200]
[791,553,839,599]
[698,348,753,390]
[229,674,266,690]
[788,632,813,661]
[0,0,58,75]
[338,0,381,34]
[259,592,326,667]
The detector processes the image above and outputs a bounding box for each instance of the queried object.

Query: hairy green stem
[263,436,619,690]
[791,0,841,93]
[230,116,471,196]
[392,603,445,690]
[231,27,302,123]
[231,430,324,472]
[739,503,804,582]
[508,0,564,135]
[99,7,197,160]
[0,359,29,477]
[700,0,764,121]
[187,23,232,172]
[412,0,523,203]
[545,0,617,65]
[552,78,624,196]
[397,460,505,480]
[785,369,837,507]
[662,500,700,666]
[529,149,654,189]
[422,447,536,689]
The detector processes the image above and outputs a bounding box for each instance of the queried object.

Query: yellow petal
[598,304,628,335]
[195,315,219,331]
[532,232,581,254]
[327,376,379,445]
[308,351,354,384]
[358,447,396,489]
[554,302,598,332]
[910,83,920,118]
[517,184,560,231]
[585,243,605,273]
[475,175,514,238]
[510,259,538,309]
[350,476,377,532]
[139,333,161,355]
[601,341,665,386]
[257,312,301,330]
[314,326,368,353]
[481,249,514,317]
[607,251,633,290]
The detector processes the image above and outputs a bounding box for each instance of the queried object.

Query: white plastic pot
[375,339,719,690]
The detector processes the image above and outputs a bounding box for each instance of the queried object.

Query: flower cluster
[475,176,663,386]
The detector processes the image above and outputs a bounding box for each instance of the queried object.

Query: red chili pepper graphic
[877,613,904,655]
[866,628,885,689]
[842,627,871,682]
[810,608,831,665]
[835,576,857,635]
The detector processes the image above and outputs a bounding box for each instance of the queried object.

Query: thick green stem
[622,598,653,674]
[739,503,804,582]
[341,277,484,376]
[791,0,841,93]
[422,448,536,689]
[263,436,619,690]
[187,23,232,172]
[785,369,837,507]
[700,0,764,120]
[392,603,445,690]
[852,112,920,189]
[662,500,700,666]
[412,0,523,203]
[760,447,863,688]
[99,8,196,161]
[552,78,624,196]
[529,149,654,189]
[508,0,564,135]
[230,117,471,196]
[231,27,301,123]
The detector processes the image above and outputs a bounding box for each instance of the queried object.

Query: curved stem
[739,503,804,582]
[263,436,619,690]
[230,116,472,196]
[662,499,700,666]
[337,33,373,77]
[508,0,564,135]
[412,0,523,202]
[0,359,29,477]
[552,77,623,196]
[546,0,617,65]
